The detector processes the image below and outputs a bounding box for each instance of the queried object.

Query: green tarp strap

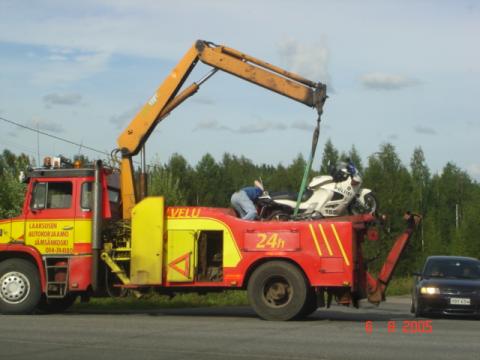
[293,82,327,217]
[293,116,321,217]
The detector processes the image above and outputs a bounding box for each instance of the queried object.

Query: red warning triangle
[168,252,191,278]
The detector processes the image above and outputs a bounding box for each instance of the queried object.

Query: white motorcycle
[257,162,377,220]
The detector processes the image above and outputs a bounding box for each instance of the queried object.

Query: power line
[0,115,110,157]
[0,115,164,171]
[0,137,37,156]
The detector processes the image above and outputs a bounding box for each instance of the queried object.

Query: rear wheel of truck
[247,261,308,321]
[0,259,41,314]
[37,294,78,313]
[300,288,318,317]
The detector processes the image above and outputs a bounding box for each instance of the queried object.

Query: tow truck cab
[0,165,119,299]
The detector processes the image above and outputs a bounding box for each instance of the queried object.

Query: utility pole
[455,203,459,230]
[36,120,40,166]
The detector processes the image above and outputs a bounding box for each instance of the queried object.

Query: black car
[411,256,480,317]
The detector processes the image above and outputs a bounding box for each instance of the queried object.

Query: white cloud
[47,54,69,62]
[30,48,111,85]
[0,2,204,61]
[414,126,437,135]
[277,37,330,84]
[291,120,314,132]
[41,47,76,62]
[109,105,141,129]
[466,120,479,128]
[361,72,420,90]
[237,120,286,134]
[43,93,83,107]
[190,96,215,105]
[468,163,480,180]
[0,0,479,76]
[28,118,64,133]
[193,119,231,132]
[194,119,288,134]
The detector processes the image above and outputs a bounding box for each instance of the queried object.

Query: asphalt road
[1,296,479,360]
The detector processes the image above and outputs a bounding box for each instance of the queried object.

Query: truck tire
[37,294,77,313]
[0,259,41,314]
[300,287,318,317]
[247,261,308,321]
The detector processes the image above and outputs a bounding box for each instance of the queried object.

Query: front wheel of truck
[0,259,41,314]
[247,261,308,321]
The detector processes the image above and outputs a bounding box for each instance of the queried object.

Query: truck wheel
[300,288,318,317]
[247,261,308,321]
[0,259,41,314]
[37,294,77,313]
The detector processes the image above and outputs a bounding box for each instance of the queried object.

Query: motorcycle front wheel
[350,192,378,215]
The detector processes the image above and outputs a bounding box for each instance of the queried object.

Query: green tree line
[0,150,30,218]
[1,141,479,276]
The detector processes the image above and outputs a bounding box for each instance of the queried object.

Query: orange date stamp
[365,320,433,334]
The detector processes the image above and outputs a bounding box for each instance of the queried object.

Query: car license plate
[450,297,470,305]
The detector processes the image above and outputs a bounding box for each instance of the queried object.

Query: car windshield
[424,259,480,279]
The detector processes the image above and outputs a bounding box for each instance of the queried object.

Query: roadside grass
[73,290,249,310]
[385,277,413,296]
[73,277,412,310]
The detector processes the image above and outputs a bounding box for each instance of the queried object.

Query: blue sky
[0,0,479,179]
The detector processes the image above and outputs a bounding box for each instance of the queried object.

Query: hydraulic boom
[116,40,327,219]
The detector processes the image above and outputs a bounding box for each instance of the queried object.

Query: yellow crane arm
[117,40,327,219]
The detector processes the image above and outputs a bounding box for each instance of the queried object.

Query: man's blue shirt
[242,186,262,201]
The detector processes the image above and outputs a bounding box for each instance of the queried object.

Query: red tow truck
[0,41,420,320]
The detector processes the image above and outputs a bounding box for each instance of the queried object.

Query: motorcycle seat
[270,189,313,202]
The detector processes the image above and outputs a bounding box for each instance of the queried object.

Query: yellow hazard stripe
[330,224,350,266]
[318,224,333,256]
[308,224,322,256]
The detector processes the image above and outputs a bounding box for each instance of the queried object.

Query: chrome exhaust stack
[91,160,103,293]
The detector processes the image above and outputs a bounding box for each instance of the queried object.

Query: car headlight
[420,286,440,295]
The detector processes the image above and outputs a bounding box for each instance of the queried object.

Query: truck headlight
[420,286,440,295]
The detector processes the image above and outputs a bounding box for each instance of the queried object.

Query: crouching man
[231,180,264,220]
